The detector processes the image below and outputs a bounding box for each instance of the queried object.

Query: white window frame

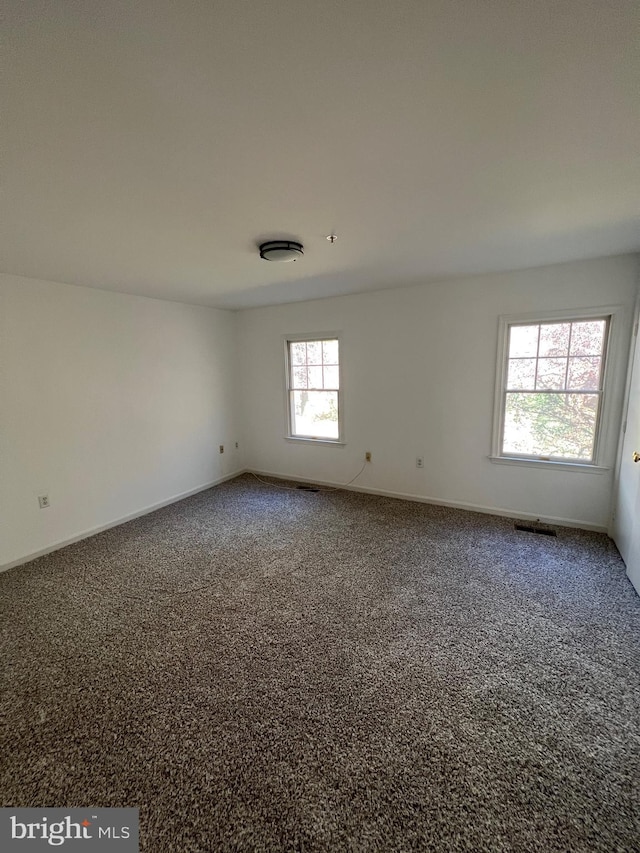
[490,307,619,472]
[283,333,345,445]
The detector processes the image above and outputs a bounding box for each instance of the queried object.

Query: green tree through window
[286,338,341,440]
[500,318,609,462]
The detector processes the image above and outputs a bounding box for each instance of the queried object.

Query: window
[494,314,611,464]
[285,336,342,441]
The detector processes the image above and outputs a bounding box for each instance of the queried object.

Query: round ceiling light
[259,240,304,262]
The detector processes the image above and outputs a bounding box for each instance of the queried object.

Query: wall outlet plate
[219,445,224,453]
[38,495,50,508]
[416,456,424,468]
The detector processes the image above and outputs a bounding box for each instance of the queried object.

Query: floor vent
[514,523,557,537]
[297,485,320,492]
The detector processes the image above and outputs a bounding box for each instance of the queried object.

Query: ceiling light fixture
[258,240,304,262]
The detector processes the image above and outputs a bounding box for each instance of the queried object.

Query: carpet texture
[1,474,639,852]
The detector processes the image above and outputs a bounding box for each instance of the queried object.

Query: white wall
[238,255,640,530]
[2,255,636,569]
[0,274,242,568]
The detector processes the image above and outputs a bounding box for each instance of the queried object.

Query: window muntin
[500,318,609,463]
[286,337,341,440]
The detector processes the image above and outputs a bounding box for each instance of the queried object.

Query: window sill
[488,455,610,473]
[285,436,346,447]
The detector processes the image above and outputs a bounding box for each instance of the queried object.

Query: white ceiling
[2,0,638,310]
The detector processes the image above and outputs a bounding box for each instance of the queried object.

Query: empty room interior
[1,1,640,851]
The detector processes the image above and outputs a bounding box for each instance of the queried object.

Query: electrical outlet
[365,451,372,462]
[235,442,239,449]
[416,456,424,469]
[38,494,50,509]
[219,445,224,453]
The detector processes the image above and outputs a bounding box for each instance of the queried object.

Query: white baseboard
[0,469,247,573]
[2,466,606,573]
[249,469,608,533]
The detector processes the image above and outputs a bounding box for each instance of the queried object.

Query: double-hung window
[494,313,611,465]
[285,336,342,441]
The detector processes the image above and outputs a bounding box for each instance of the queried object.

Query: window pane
[288,338,340,440]
[323,340,339,364]
[291,390,339,438]
[323,365,339,389]
[292,366,308,388]
[535,357,567,390]
[538,323,570,357]
[570,321,606,356]
[509,325,539,357]
[306,341,322,364]
[290,342,307,366]
[567,357,601,391]
[307,366,323,389]
[507,358,536,390]
[503,392,598,460]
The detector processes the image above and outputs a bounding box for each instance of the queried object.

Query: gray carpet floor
[1,474,640,852]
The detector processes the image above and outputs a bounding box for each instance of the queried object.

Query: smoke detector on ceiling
[258,240,304,262]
